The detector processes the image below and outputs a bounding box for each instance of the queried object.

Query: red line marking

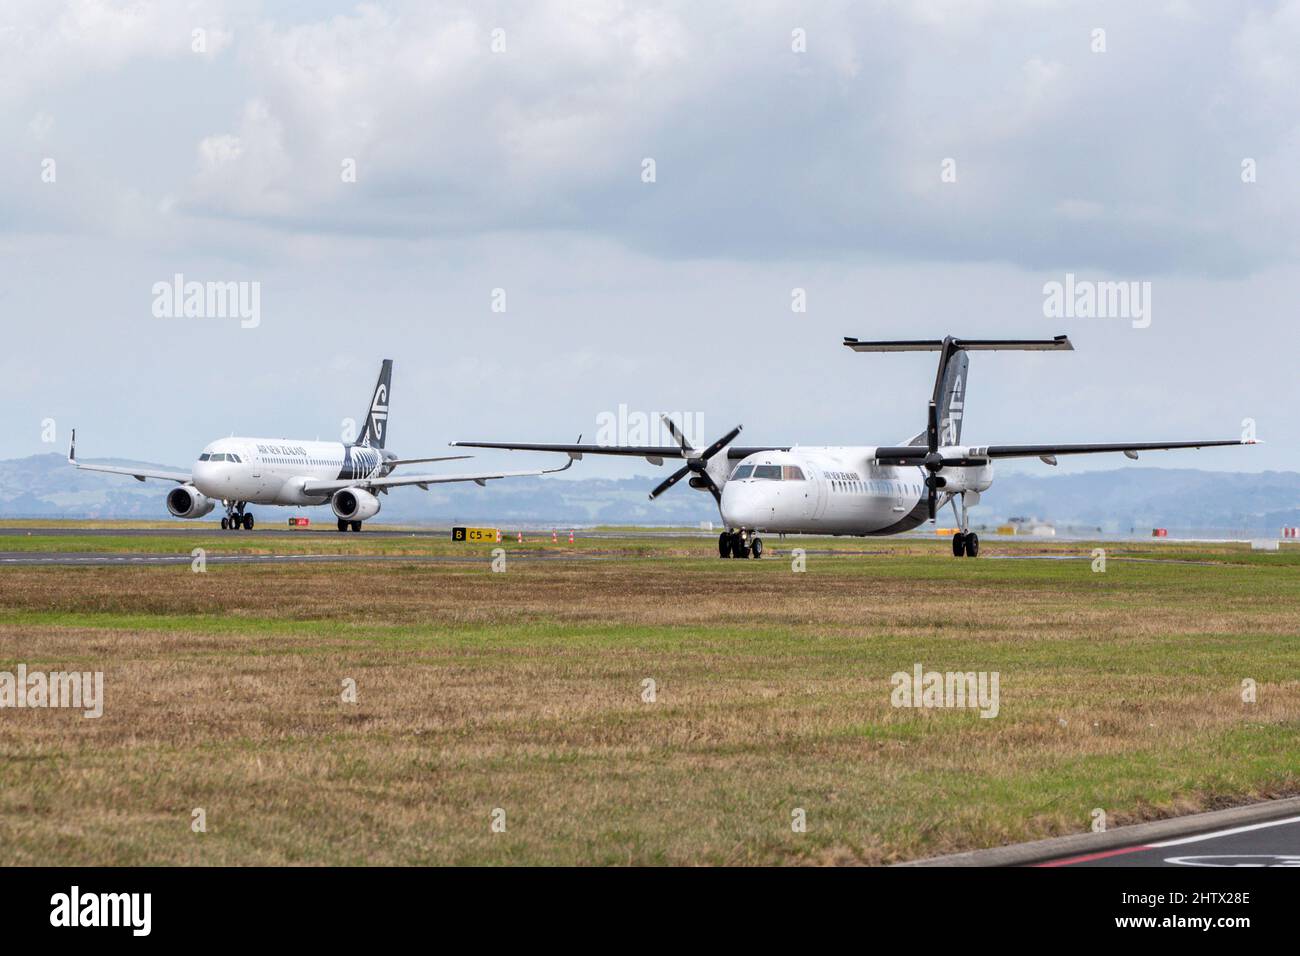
[1035,844,1153,867]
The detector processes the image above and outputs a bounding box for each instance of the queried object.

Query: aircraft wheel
[338,518,348,533]
[220,517,229,530]
[751,537,763,559]
[731,535,750,559]
[351,521,362,533]
[243,514,255,531]
[964,533,979,557]
[718,532,731,559]
[952,532,967,557]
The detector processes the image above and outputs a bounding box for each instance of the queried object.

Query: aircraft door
[803,466,827,520]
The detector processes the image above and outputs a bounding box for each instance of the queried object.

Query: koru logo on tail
[940,374,964,445]
[369,384,388,443]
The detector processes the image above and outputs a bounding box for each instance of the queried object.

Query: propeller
[923,400,943,520]
[648,418,742,503]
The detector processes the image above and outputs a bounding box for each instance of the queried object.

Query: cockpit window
[731,464,754,480]
[229,454,241,463]
[210,453,226,462]
[752,465,782,480]
[782,466,805,481]
[198,453,211,461]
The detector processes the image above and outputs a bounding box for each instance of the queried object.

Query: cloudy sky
[3,0,1297,478]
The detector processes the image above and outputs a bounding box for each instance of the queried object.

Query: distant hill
[3,453,1298,531]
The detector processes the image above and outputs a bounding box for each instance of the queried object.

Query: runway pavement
[901,796,1300,867]
[1041,815,1300,867]
[0,550,609,567]
[0,525,702,540]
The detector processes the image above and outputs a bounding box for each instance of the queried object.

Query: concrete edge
[895,795,1300,867]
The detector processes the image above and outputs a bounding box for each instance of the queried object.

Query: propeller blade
[660,415,694,455]
[648,465,691,500]
[695,470,723,504]
[698,425,743,462]
[927,486,937,521]
[927,400,939,454]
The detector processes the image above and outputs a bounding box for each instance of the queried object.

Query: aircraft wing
[874,438,1256,465]
[67,430,191,483]
[449,440,789,464]
[384,454,473,467]
[300,457,574,495]
[980,439,1254,460]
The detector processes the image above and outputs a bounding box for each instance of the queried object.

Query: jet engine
[332,488,381,522]
[166,485,216,519]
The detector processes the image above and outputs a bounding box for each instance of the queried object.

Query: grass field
[1,524,1297,865]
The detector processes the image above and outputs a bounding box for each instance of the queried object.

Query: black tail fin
[358,360,392,449]
[842,335,1072,448]
[936,349,969,446]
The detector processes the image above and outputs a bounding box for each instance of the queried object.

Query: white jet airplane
[453,335,1256,559]
[70,359,571,531]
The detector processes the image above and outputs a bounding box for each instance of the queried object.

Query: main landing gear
[337,518,363,533]
[949,491,979,558]
[220,503,254,531]
[719,530,762,559]
[952,531,979,558]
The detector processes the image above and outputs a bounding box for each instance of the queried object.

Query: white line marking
[1149,814,1300,848]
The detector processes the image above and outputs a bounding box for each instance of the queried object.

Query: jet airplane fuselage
[191,438,391,506]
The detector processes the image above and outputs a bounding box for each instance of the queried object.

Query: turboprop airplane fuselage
[716,447,992,536]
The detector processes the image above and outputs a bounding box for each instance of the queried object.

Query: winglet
[568,434,584,461]
[68,428,77,464]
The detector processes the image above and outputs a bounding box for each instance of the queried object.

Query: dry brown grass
[0,540,1297,865]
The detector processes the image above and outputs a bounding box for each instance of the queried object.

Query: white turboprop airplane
[453,335,1256,559]
[69,359,572,531]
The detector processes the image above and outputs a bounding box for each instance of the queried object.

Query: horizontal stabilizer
[843,335,1072,352]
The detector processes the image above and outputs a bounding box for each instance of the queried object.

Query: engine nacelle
[332,487,381,522]
[938,463,994,494]
[166,485,216,519]
[703,453,735,493]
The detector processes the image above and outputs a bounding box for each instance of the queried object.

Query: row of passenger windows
[731,464,807,481]
[730,463,920,497]
[201,452,342,466]
[832,479,922,496]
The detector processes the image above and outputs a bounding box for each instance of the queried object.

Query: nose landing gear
[221,503,253,531]
[718,530,762,559]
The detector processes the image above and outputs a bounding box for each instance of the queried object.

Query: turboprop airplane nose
[720,480,766,529]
